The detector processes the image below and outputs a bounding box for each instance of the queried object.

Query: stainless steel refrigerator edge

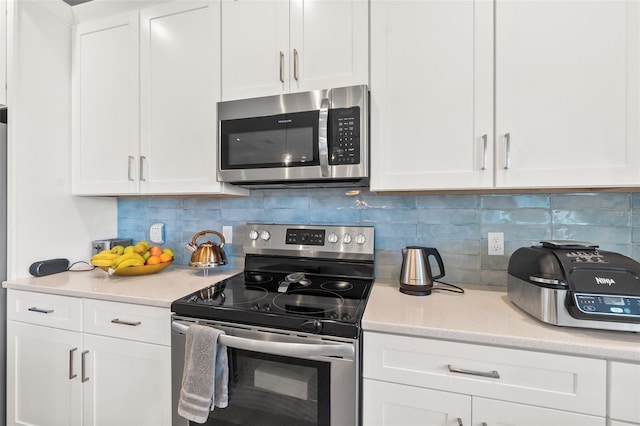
[0,108,7,426]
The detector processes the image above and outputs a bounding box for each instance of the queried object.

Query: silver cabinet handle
[172,321,353,358]
[318,97,330,177]
[448,364,500,379]
[482,423,488,426]
[293,48,299,81]
[457,418,463,426]
[139,156,146,182]
[481,134,488,170]
[28,307,53,314]
[69,348,77,380]
[111,318,142,327]
[504,133,511,169]
[279,51,285,83]
[81,350,90,383]
[127,156,135,181]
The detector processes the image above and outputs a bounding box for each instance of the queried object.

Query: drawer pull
[482,423,488,426]
[447,364,500,379]
[28,307,54,314]
[457,418,463,426]
[81,350,89,383]
[111,318,142,327]
[69,348,77,380]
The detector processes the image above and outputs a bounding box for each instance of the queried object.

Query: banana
[111,245,125,255]
[111,252,145,268]
[92,252,120,260]
[138,241,150,250]
[91,258,115,267]
[108,257,144,275]
[123,246,135,254]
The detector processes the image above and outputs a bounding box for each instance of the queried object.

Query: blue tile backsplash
[118,190,640,286]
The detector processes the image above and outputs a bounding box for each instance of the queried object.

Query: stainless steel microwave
[217,85,369,188]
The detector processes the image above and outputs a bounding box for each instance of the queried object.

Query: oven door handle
[171,321,353,359]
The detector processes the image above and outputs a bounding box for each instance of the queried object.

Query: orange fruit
[146,255,161,265]
[149,246,162,257]
[159,253,172,263]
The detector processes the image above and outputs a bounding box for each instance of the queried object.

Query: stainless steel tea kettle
[400,246,445,296]
[185,230,228,268]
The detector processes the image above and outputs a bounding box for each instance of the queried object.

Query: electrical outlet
[488,232,504,256]
[222,225,233,244]
[150,223,165,244]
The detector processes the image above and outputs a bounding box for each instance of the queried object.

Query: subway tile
[261,208,311,224]
[221,208,265,221]
[373,223,417,239]
[419,209,480,225]
[417,194,480,209]
[552,209,631,226]
[482,209,551,225]
[183,198,222,210]
[361,208,419,224]
[481,224,551,241]
[418,224,480,240]
[361,193,417,209]
[551,225,631,244]
[147,197,183,209]
[220,196,264,209]
[264,195,310,210]
[310,209,361,224]
[481,194,550,209]
[551,193,631,210]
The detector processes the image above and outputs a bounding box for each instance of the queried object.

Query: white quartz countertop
[363,281,640,363]
[2,265,242,308]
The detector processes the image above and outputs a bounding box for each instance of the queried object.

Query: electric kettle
[185,230,228,268]
[399,246,445,296]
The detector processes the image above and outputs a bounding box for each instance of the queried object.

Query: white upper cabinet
[370,0,494,191]
[140,1,224,194]
[0,0,6,107]
[371,0,640,192]
[221,0,368,101]
[495,0,640,188]
[72,12,140,195]
[72,1,247,196]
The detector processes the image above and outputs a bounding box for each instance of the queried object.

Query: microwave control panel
[330,107,360,165]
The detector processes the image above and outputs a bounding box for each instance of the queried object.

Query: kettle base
[399,285,432,296]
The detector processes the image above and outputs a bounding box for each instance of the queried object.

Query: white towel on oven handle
[178,324,229,424]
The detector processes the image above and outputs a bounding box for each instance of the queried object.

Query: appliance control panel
[330,107,360,165]
[574,293,640,318]
[244,223,374,260]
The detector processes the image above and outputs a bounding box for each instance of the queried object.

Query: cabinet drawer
[7,290,82,331]
[83,299,170,346]
[609,361,640,423]
[363,332,606,417]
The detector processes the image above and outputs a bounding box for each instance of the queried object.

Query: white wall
[7,0,117,279]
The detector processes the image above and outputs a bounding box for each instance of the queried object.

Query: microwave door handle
[318,97,330,177]
[171,321,353,359]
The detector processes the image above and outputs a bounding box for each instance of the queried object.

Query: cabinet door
[362,378,471,426]
[0,0,6,106]
[289,0,368,93]
[7,321,82,426]
[370,0,493,191]
[221,0,289,100]
[83,333,171,426]
[495,1,640,188]
[140,1,226,194]
[473,397,605,426]
[72,12,140,195]
[609,361,640,424]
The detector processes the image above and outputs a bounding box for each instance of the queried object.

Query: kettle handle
[190,230,226,247]
[423,247,445,280]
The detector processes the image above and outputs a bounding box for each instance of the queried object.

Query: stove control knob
[260,231,271,241]
[249,230,259,240]
[327,232,339,244]
[343,233,352,245]
[355,234,366,245]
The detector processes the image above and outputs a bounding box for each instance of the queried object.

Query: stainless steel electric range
[171,223,375,426]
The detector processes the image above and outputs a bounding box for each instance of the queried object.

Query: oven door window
[220,111,319,170]
[196,349,330,426]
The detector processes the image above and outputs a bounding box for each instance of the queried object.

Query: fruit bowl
[99,260,173,276]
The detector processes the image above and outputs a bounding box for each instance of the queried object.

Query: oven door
[171,317,358,426]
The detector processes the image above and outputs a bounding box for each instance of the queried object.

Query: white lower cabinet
[7,290,171,426]
[363,331,607,426]
[609,361,640,426]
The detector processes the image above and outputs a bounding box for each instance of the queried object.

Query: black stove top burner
[172,270,373,338]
